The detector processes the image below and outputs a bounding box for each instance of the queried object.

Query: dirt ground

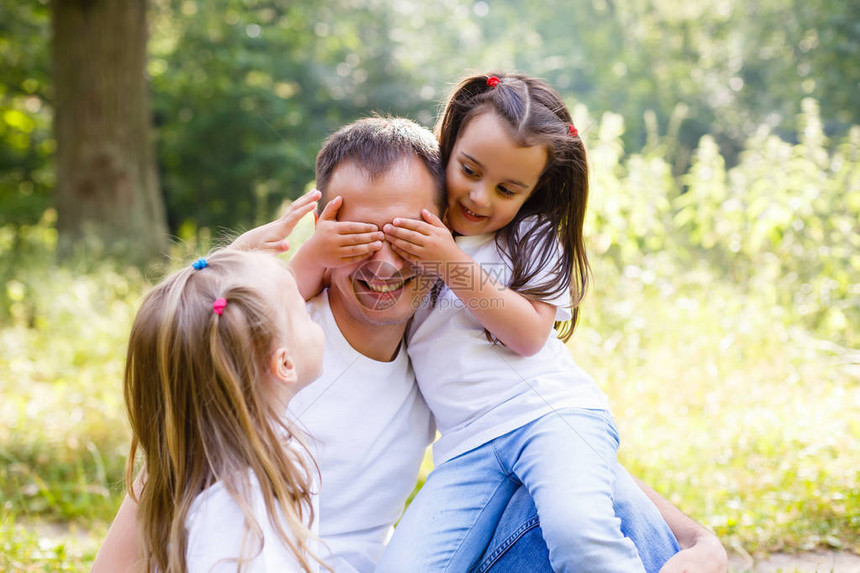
[24,522,860,572]
[728,550,860,572]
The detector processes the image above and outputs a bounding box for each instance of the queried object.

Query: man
[93,117,727,572]
[281,117,443,570]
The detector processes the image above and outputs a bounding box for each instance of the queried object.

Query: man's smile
[358,277,411,293]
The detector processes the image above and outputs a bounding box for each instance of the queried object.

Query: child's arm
[91,494,141,573]
[91,472,144,573]
[287,195,384,300]
[385,210,557,357]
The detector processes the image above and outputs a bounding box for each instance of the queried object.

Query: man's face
[326,156,439,331]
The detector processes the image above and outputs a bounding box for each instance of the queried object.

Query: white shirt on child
[287,291,435,573]
[407,220,609,466]
[185,463,319,573]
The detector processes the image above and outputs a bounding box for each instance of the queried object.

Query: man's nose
[370,239,405,273]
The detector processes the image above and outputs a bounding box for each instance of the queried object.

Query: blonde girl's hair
[124,249,322,573]
[437,72,591,341]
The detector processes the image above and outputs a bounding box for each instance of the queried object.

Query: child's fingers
[385,234,423,258]
[231,224,285,252]
[291,189,322,210]
[337,230,385,247]
[383,224,426,245]
[233,191,321,250]
[256,236,291,251]
[338,241,383,259]
[318,195,343,222]
[330,220,379,234]
[390,217,433,234]
[279,200,318,232]
[421,209,446,227]
[281,189,321,222]
[389,242,418,263]
[339,252,376,264]
[332,222,381,236]
[257,238,290,251]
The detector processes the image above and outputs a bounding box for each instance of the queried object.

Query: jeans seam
[603,409,620,449]
[491,439,511,476]
[474,514,541,573]
[444,476,514,573]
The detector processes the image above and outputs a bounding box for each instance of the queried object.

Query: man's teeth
[365,279,407,293]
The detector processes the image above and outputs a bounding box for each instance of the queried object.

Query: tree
[149,0,431,237]
[51,0,167,262]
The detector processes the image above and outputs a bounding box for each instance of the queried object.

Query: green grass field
[1,226,857,572]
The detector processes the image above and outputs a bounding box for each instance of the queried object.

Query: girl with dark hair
[376,72,660,572]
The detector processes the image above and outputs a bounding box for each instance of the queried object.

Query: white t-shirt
[186,463,318,573]
[288,291,435,573]
[407,222,609,465]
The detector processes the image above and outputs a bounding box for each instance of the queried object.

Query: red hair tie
[212,298,227,315]
[568,123,578,137]
[486,76,501,88]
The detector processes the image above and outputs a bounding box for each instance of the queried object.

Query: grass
[578,255,859,554]
[1,259,138,524]
[0,220,858,571]
[0,514,104,572]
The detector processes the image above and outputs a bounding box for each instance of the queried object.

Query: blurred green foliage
[584,99,859,348]
[0,1,53,232]
[149,0,431,234]
[0,220,139,523]
[1,0,858,237]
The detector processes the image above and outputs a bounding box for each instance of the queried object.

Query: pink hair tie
[212,298,227,315]
[568,123,578,137]
[486,76,501,88]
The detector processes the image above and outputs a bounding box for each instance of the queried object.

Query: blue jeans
[378,409,673,573]
[478,464,680,572]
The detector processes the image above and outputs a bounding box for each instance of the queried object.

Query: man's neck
[328,296,406,363]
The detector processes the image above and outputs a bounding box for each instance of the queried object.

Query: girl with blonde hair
[124,246,325,573]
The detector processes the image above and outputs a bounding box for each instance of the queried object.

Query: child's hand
[231,189,321,252]
[307,195,384,267]
[384,209,462,274]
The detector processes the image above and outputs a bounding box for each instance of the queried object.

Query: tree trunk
[52,0,167,263]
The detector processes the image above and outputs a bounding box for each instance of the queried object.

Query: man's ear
[271,347,298,385]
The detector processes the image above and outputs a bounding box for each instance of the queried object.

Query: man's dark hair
[315,116,446,214]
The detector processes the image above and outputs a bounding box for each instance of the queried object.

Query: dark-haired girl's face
[446,111,547,236]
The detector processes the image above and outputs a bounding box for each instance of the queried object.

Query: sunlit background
[1,0,858,570]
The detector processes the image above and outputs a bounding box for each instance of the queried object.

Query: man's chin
[354,286,404,311]
[352,298,415,326]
